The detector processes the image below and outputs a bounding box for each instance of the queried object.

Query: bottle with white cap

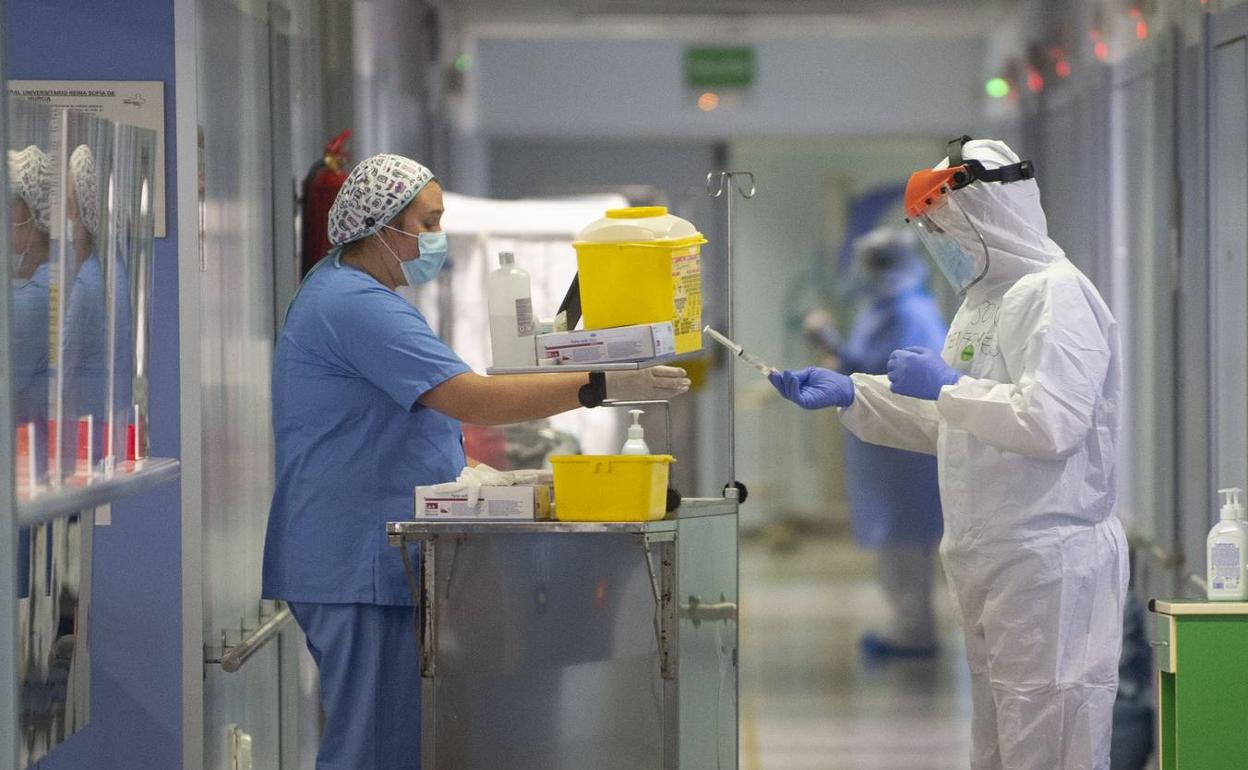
[487,251,536,369]
[1207,487,1248,601]
[620,409,651,455]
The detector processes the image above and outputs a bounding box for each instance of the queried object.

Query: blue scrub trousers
[289,602,422,770]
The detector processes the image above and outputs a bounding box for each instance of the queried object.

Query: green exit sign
[685,46,754,89]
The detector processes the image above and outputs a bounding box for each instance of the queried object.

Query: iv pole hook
[705,171,756,199]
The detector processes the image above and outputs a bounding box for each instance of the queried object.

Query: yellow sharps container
[573,207,706,354]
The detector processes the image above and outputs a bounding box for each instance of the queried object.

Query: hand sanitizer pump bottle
[1208,488,1248,601]
[620,409,651,455]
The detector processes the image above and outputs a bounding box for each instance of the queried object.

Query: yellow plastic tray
[550,454,674,522]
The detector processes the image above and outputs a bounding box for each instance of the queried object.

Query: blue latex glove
[887,346,961,400]
[768,366,855,409]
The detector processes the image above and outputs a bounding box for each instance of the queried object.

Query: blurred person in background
[831,226,947,658]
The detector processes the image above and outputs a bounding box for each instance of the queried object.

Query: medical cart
[386,170,755,769]
[1149,599,1248,769]
[388,498,737,769]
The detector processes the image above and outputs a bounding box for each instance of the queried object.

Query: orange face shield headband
[902,136,1036,294]
[904,136,1035,221]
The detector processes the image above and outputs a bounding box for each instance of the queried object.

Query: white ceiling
[446,0,1016,39]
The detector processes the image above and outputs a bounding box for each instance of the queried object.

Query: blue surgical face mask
[377,226,448,286]
[910,196,990,294]
[12,214,34,260]
[924,234,978,292]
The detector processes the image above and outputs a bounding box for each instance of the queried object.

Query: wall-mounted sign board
[9,80,166,237]
[685,47,754,89]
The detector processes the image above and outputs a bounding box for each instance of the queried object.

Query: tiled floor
[739,536,973,770]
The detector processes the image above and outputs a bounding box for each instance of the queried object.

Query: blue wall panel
[5,0,183,767]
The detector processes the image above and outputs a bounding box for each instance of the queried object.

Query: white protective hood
[933,139,1066,299]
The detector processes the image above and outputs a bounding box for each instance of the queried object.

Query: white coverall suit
[840,140,1129,770]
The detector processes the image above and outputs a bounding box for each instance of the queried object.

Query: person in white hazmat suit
[769,137,1128,770]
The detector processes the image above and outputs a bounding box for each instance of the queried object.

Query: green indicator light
[454,54,473,73]
[986,78,1010,99]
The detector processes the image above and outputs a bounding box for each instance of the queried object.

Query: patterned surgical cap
[327,154,435,247]
[8,145,53,233]
[69,145,99,236]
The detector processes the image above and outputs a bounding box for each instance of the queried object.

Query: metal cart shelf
[387,498,738,770]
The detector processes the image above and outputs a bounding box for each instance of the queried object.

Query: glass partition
[7,95,159,766]
[9,97,57,492]
[112,123,156,464]
[9,96,157,501]
[61,109,112,477]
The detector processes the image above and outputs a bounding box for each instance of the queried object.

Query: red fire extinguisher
[299,129,352,278]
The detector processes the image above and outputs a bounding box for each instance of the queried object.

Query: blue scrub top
[12,262,50,429]
[262,258,471,605]
[839,283,947,549]
[63,254,132,455]
[13,262,50,601]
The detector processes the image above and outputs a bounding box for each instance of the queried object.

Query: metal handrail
[17,458,180,527]
[1126,532,1210,597]
[1125,531,1185,569]
[206,604,293,673]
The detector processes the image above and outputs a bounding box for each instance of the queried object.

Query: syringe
[703,325,777,376]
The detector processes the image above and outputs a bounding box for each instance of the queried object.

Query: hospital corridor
[2,0,1248,769]
[739,537,973,770]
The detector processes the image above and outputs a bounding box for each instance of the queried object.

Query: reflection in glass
[8,95,64,488]
[8,100,155,485]
[112,123,151,463]
[9,141,52,487]
[6,96,158,768]
[9,133,57,768]
[63,113,113,475]
[18,513,92,768]
[7,98,96,766]
[61,111,131,471]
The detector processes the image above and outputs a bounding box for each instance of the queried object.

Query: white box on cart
[414,484,553,520]
[535,322,675,365]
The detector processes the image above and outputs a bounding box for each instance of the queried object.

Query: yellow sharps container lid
[578,206,701,243]
[605,206,668,219]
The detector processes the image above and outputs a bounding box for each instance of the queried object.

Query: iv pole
[706,170,755,501]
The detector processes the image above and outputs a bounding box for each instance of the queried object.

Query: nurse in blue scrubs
[63,144,132,465]
[9,145,52,474]
[10,145,52,603]
[262,154,690,770]
[836,227,947,658]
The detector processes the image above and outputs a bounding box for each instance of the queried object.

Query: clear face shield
[903,138,1035,295]
[908,190,990,294]
[903,164,988,294]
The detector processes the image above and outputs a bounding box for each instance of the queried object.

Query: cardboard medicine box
[535,322,675,365]
[414,484,552,520]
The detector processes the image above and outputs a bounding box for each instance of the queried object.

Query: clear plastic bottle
[487,252,536,368]
[1207,488,1248,601]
